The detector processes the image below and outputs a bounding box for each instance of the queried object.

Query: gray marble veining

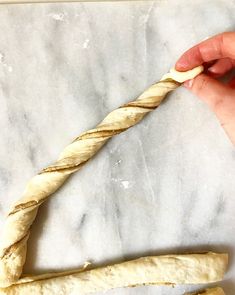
[0,1,235,294]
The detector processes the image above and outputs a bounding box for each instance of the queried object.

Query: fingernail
[184,79,194,88]
[175,62,187,71]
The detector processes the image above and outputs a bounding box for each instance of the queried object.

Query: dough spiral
[0,66,203,287]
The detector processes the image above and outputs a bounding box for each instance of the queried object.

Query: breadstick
[0,66,203,287]
[0,252,227,294]
[185,287,225,295]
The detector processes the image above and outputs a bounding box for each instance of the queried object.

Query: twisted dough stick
[0,253,228,294]
[186,287,225,295]
[0,66,203,287]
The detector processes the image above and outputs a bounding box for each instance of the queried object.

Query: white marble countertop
[0,1,235,294]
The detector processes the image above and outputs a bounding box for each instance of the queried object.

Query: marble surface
[0,0,235,294]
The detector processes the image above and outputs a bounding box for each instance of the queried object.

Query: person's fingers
[176,32,235,71]
[184,73,235,145]
[184,74,231,110]
[207,58,235,77]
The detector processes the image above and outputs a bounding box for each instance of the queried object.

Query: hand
[175,32,235,145]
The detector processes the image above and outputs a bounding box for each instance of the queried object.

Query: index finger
[175,32,235,71]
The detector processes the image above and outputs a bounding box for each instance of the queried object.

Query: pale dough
[0,253,228,294]
[161,65,204,83]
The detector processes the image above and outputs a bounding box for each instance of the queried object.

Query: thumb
[184,74,235,144]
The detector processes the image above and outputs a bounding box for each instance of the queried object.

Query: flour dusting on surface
[48,13,66,21]
[0,52,4,63]
[0,52,13,72]
[121,181,130,189]
[83,39,90,49]
[111,177,132,189]
[115,159,122,165]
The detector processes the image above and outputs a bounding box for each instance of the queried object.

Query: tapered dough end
[161,65,204,83]
[185,287,225,295]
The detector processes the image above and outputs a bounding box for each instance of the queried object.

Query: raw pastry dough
[186,287,225,295]
[161,66,203,83]
[0,66,203,286]
[0,253,228,294]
